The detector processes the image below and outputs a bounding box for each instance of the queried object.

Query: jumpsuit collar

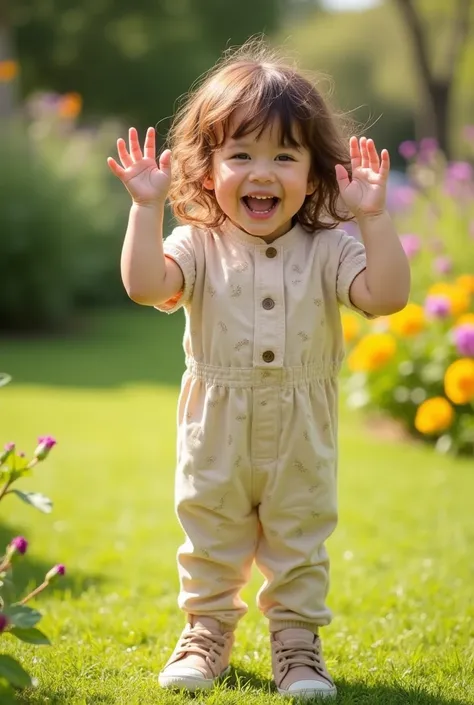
[219,219,308,249]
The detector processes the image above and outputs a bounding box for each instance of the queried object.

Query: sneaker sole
[277,684,337,699]
[158,665,231,691]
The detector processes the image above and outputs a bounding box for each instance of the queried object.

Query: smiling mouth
[242,195,280,214]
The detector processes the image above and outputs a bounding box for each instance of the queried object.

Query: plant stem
[0,479,12,502]
[19,580,49,605]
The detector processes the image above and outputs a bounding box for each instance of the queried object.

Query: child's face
[204,112,315,241]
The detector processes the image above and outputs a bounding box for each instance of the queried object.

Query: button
[262,297,275,310]
[266,247,277,258]
[262,350,275,363]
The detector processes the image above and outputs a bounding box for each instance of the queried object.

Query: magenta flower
[419,137,438,155]
[0,442,15,464]
[446,161,473,182]
[34,435,57,461]
[45,564,66,582]
[9,536,28,556]
[400,234,421,259]
[0,614,10,633]
[434,256,452,275]
[398,140,417,160]
[453,325,474,357]
[424,295,451,319]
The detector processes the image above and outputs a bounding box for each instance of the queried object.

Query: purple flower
[400,234,421,259]
[0,442,15,464]
[424,295,451,318]
[387,185,416,212]
[434,256,452,275]
[453,324,474,357]
[34,435,57,461]
[398,140,417,160]
[419,137,438,155]
[9,536,28,556]
[45,564,66,582]
[446,161,473,182]
[0,614,10,633]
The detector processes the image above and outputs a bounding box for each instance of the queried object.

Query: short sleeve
[154,225,196,314]
[335,230,374,317]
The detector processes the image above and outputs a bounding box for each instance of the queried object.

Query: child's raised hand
[107,127,171,205]
[335,136,389,219]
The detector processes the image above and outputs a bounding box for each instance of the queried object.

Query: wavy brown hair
[167,39,354,231]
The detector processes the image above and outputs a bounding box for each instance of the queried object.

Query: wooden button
[262,297,275,310]
[262,350,275,363]
[266,247,277,258]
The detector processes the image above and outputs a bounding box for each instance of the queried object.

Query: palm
[107,127,171,204]
[336,137,389,218]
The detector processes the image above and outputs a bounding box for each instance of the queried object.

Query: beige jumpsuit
[157,220,368,632]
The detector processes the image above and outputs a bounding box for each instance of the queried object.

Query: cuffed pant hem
[269,620,322,633]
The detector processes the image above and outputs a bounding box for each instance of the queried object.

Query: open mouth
[241,195,280,215]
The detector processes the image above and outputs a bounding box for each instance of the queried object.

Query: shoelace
[177,628,227,665]
[274,638,328,680]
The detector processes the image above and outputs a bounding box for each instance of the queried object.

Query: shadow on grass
[0,520,106,600]
[17,693,115,705]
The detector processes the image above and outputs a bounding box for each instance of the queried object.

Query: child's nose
[249,162,276,183]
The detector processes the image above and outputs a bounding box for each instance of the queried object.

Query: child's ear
[306,178,317,196]
[203,175,214,190]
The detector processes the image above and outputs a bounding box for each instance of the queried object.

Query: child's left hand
[335,136,389,219]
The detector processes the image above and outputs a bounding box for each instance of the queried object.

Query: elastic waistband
[184,358,340,388]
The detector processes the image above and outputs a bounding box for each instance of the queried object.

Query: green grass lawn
[1,307,473,704]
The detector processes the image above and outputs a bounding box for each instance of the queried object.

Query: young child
[108,41,410,700]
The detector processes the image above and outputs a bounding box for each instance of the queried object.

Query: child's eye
[231,153,250,160]
[276,155,295,162]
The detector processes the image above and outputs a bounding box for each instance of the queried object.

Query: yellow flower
[414,397,454,435]
[456,313,474,327]
[341,313,360,343]
[427,282,470,316]
[348,333,397,372]
[456,274,474,295]
[58,92,82,119]
[444,358,474,405]
[0,60,19,82]
[389,303,425,336]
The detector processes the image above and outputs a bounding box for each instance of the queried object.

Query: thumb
[335,164,350,193]
[159,149,172,179]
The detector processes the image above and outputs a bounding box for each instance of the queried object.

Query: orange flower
[414,397,454,435]
[58,92,82,119]
[444,358,474,405]
[456,274,474,295]
[347,333,397,372]
[0,60,19,82]
[428,283,470,316]
[389,303,425,336]
[341,313,360,343]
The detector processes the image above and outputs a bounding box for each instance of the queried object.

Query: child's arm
[336,137,410,316]
[108,127,184,306]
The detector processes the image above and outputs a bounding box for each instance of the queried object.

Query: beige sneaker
[271,628,337,699]
[158,616,234,691]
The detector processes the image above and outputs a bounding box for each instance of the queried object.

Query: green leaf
[0,679,17,705]
[10,626,51,645]
[0,655,32,688]
[4,604,42,628]
[11,490,53,513]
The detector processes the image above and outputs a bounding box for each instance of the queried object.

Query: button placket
[253,246,284,367]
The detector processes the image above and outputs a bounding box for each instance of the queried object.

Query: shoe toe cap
[160,666,206,679]
[288,679,334,692]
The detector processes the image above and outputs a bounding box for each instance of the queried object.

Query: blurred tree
[11,0,282,132]
[393,0,473,157]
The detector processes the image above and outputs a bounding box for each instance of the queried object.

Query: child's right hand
[107,127,171,206]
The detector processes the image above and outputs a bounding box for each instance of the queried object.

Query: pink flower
[387,185,416,212]
[400,234,421,259]
[0,614,10,633]
[0,442,15,464]
[424,295,450,319]
[434,256,452,275]
[419,137,438,155]
[9,536,28,556]
[446,161,473,182]
[34,435,57,461]
[398,140,417,160]
[453,324,474,357]
[45,564,66,582]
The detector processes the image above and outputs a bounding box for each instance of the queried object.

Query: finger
[117,138,133,169]
[107,157,126,179]
[128,127,143,162]
[144,127,156,160]
[335,163,350,192]
[360,137,369,169]
[349,136,361,171]
[367,139,380,172]
[379,149,390,180]
[159,149,172,178]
